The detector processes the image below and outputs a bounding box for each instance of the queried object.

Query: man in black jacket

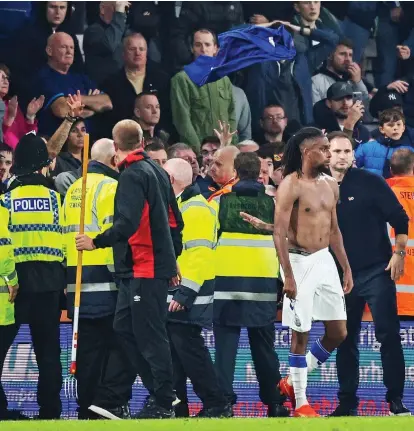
[76,119,184,419]
[327,131,411,417]
[97,33,172,140]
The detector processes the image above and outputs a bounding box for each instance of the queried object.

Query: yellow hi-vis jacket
[387,175,414,316]
[0,203,18,326]
[63,170,118,318]
[168,184,218,328]
[1,185,64,263]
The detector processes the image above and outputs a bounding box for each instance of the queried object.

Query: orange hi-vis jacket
[386,175,414,316]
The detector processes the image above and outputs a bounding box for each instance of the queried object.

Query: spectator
[355,109,414,178]
[326,131,410,417]
[133,92,169,145]
[0,65,43,150]
[312,39,369,105]
[171,29,236,152]
[313,82,370,146]
[30,32,112,137]
[232,84,251,142]
[145,140,167,167]
[200,136,220,174]
[256,144,278,196]
[236,140,259,153]
[99,33,171,140]
[10,2,84,100]
[0,143,12,185]
[387,149,414,317]
[83,1,129,86]
[167,143,200,183]
[169,1,244,71]
[243,11,340,136]
[254,105,288,149]
[51,119,86,177]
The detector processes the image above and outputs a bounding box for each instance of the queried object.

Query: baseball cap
[327,82,353,101]
[369,89,403,119]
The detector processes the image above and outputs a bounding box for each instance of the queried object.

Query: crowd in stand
[0,0,414,422]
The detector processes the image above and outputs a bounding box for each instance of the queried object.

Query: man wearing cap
[0,132,65,419]
[313,82,370,147]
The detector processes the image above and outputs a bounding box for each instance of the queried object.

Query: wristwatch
[394,250,407,258]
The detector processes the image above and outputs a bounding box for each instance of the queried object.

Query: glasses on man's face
[263,115,286,122]
[0,74,10,83]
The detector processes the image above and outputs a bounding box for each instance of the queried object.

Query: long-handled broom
[70,133,90,375]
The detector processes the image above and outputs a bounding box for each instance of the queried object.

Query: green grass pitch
[2,418,414,431]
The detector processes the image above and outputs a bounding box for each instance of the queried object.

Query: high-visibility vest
[63,172,118,319]
[386,176,414,316]
[1,185,64,263]
[214,187,279,327]
[168,192,218,328]
[0,203,18,326]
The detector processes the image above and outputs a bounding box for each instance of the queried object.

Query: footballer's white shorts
[281,247,347,333]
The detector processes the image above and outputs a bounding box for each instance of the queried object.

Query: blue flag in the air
[184,25,296,87]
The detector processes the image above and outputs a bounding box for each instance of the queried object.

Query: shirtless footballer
[272,127,353,417]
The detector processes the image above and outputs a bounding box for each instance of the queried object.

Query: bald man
[31,31,112,136]
[98,32,171,140]
[207,146,240,202]
[63,137,131,419]
[163,159,231,418]
[77,119,184,419]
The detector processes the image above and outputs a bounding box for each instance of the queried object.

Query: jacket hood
[316,65,350,82]
[32,1,75,33]
[181,182,201,203]
[313,99,341,131]
[88,160,119,181]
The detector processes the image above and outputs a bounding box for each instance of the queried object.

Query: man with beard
[313,82,370,147]
[254,105,288,150]
[312,39,369,105]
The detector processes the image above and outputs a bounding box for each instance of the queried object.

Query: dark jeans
[336,263,405,408]
[167,322,226,409]
[76,315,132,418]
[113,278,175,409]
[14,290,63,419]
[214,323,284,406]
[0,324,19,414]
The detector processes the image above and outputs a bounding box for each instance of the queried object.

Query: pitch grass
[2,418,414,431]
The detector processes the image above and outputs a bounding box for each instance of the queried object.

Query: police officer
[1,132,65,419]
[212,152,288,417]
[63,138,133,420]
[164,158,231,418]
[0,202,22,420]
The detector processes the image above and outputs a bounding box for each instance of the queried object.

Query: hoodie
[312,98,370,147]
[355,128,414,178]
[311,65,369,105]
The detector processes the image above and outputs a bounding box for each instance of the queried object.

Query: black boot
[389,398,411,416]
[329,404,358,417]
[135,403,175,419]
[175,403,189,418]
[267,404,290,417]
[196,403,233,418]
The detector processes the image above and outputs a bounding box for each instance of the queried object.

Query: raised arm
[329,182,353,294]
[273,175,299,299]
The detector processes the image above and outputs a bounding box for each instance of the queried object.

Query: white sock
[289,354,308,409]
